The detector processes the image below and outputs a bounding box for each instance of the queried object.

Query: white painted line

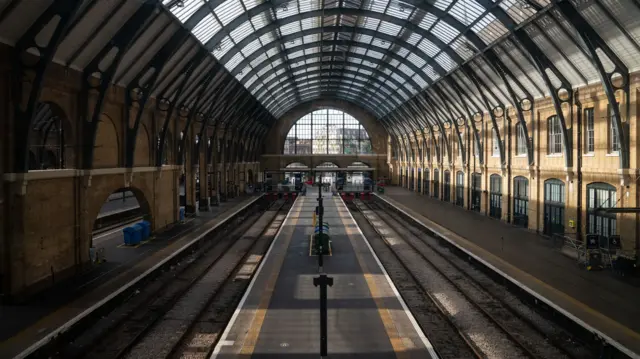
[339,197,440,359]
[13,195,264,359]
[374,193,640,359]
[210,197,299,359]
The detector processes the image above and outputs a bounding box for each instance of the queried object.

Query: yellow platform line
[379,194,640,351]
[338,208,409,359]
[239,201,302,355]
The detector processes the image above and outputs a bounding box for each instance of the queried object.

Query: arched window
[283,109,373,155]
[513,176,529,227]
[443,170,451,202]
[490,174,502,219]
[433,169,440,199]
[455,171,464,207]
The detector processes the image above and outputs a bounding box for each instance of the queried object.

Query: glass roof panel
[168,0,202,22]
[229,20,254,43]
[192,14,221,44]
[214,0,244,26]
[162,0,625,118]
[449,0,486,26]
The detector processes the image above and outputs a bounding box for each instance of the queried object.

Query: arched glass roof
[163,0,546,118]
[3,0,638,162]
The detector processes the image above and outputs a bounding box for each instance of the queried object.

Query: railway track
[352,199,593,359]
[46,199,292,359]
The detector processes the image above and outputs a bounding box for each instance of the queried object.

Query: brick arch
[264,99,388,155]
[87,183,154,236]
[94,114,120,168]
[135,124,151,167]
[28,100,75,169]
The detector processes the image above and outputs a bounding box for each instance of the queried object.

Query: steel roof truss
[11,0,84,172]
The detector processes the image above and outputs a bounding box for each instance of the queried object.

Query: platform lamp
[313,178,333,357]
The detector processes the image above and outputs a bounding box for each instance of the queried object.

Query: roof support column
[556,1,630,170]
[514,30,574,169]
[78,2,157,169]
[11,0,84,172]
[124,29,189,168]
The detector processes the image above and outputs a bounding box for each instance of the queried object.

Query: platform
[379,186,640,357]
[212,192,436,358]
[0,195,262,359]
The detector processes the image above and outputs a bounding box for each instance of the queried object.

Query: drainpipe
[575,92,583,242]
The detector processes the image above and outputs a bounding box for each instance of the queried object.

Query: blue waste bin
[123,226,134,245]
[179,207,185,222]
[141,221,151,239]
[131,224,143,245]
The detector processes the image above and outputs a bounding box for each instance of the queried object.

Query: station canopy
[2,0,638,136]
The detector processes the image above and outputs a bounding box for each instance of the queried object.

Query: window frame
[547,115,563,155]
[584,107,594,154]
[515,122,527,156]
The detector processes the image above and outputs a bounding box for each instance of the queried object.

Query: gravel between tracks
[381,205,592,359]
[351,210,478,359]
[172,211,288,359]
[356,201,529,359]
[123,207,284,359]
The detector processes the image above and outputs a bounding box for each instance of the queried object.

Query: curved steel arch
[275,92,383,118]
[258,67,408,105]
[272,84,394,116]
[275,96,382,120]
[234,27,434,84]
[248,51,422,99]
[264,80,398,117]
[209,8,460,71]
[259,69,406,109]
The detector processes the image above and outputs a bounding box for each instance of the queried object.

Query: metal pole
[317,183,324,269]
[313,273,333,357]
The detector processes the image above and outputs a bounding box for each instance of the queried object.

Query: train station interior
[1,0,640,358]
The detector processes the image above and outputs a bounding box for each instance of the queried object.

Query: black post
[313,273,333,357]
[317,183,324,269]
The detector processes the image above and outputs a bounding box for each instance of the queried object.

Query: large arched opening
[282,109,373,155]
[91,187,152,261]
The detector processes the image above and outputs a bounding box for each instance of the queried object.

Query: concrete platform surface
[0,195,261,359]
[380,186,640,357]
[212,192,436,359]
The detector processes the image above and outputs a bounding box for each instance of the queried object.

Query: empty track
[43,199,292,359]
[352,199,593,359]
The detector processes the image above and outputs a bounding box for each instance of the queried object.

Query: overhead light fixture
[399,5,406,12]
[520,1,532,9]
[214,44,222,51]
[166,0,184,9]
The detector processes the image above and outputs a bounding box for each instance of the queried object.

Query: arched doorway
[433,169,440,199]
[443,170,451,202]
[455,171,464,207]
[316,162,338,185]
[489,174,502,219]
[513,176,529,227]
[409,167,415,191]
[423,169,430,196]
[471,173,481,212]
[586,183,617,237]
[544,179,565,236]
[285,162,309,188]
